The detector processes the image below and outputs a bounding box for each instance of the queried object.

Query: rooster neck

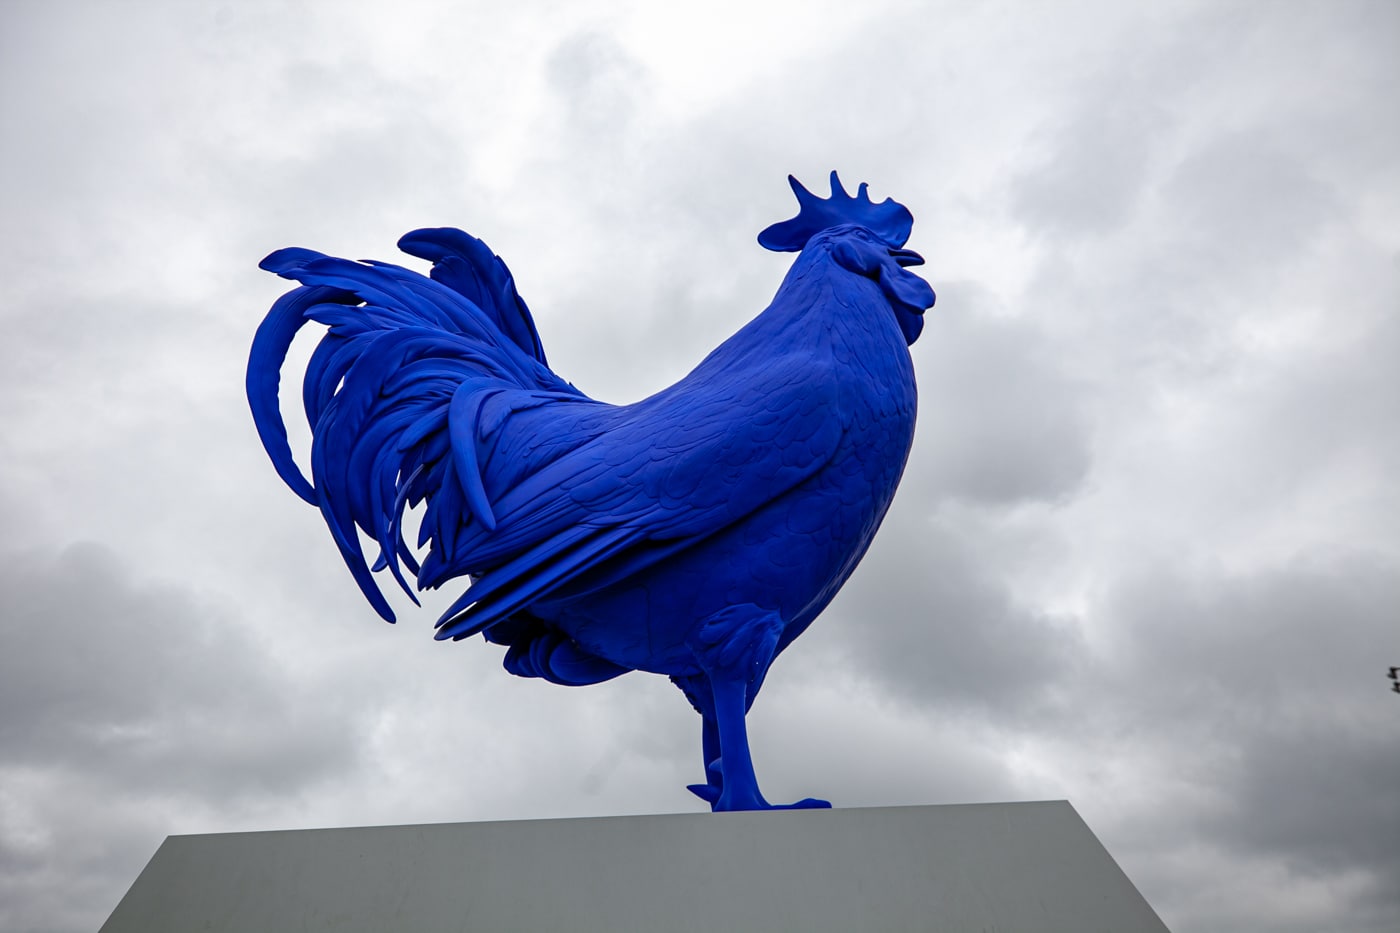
[683,245,911,396]
[766,246,903,348]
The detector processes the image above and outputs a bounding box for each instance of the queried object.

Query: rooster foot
[679,606,833,812]
[691,760,830,811]
[710,788,832,812]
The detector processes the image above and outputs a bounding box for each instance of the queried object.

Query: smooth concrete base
[101,801,1169,932]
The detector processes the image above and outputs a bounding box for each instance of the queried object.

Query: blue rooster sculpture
[248,173,935,811]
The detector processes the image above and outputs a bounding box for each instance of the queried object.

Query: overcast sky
[1,1,1397,930]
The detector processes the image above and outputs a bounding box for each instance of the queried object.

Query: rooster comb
[758,171,914,252]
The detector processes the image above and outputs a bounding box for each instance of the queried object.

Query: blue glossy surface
[247,173,935,810]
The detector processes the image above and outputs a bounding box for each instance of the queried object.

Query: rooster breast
[522,269,918,676]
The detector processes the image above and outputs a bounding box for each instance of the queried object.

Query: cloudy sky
[2,0,1397,930]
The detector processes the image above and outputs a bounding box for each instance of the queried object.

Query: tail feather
[302,332,350,429]
[366,436,421,604]
[447,380,503,532]
[258,246,325,276]
[434,524,642,640]
[387,463,424,577]
[248,229,576,623]
[397,227,548,366]
[247,282,353,505]
[306,400,398,622]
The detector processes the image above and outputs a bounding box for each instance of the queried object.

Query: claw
[776,797,832,810]
[687,783,721,803]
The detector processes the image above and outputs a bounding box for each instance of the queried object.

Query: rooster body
[248,174,934,811]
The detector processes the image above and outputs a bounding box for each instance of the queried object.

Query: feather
[447,381,499,532]
[246,284,350,504]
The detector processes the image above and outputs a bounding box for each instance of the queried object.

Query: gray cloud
[909,282,1093,507]
[1011,80,1168,239]
[0,541,367,932]
[1052,555,1400,931]
[1161,132,1343,277]
[824,519,1085,717]
[546,30,648,142]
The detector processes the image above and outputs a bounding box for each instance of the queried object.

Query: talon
[687,783,721,803]
[778,797,832,810]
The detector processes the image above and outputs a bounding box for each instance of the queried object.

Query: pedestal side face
[100,801,1170,933]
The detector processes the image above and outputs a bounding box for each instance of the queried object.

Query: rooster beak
[888,247,924,267]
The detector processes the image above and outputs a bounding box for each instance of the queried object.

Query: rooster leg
[686,605,830,812]
[671,673,723,803]
[707,673,769,810]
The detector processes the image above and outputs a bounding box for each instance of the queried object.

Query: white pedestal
[101,801,1170,932]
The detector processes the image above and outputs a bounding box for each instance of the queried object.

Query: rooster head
[760,172,934,345]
